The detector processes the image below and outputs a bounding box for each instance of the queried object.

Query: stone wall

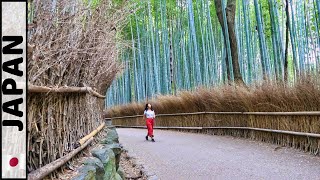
[72,126,124,180]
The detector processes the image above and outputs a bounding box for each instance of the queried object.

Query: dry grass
[107,79,320,116]
[107,79,320,155]
[27,0,131,177]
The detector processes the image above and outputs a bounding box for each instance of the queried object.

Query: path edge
[120,144,159,180]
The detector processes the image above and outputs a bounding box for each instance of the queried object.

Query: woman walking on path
[143,104,155,142]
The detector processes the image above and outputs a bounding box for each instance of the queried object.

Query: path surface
[117,128,320,180]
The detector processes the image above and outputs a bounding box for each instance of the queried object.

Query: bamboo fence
[27,0,130,178]
[28,85,106,99]
[108,82,320,156]
[28,138,94,180]
[27,89,107,175]
[112,112,320,155]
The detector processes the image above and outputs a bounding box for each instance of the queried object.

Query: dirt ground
[120,150,148,180]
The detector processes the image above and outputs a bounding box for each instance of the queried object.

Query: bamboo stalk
[78,122,105,145]
[28,85,105,99]
[28,137,94,180]
[114,126,320,138]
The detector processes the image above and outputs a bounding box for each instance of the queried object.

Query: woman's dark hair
[145,103,153,111]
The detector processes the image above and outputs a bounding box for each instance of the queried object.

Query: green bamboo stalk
[187,0,202,86]
[148,1,160,94]
[253,0,269,80]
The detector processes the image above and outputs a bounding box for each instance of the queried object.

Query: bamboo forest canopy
[106,0,320,107]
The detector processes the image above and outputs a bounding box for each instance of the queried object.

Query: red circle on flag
[9,157,19,167]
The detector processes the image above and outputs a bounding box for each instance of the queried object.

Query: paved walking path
[117,128,320,180]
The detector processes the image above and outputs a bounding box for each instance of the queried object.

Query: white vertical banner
[1,1,27,179]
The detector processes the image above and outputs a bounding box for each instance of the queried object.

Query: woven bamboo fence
[27,0,131,177]
[27,91,105,172]
[108,81,320,155]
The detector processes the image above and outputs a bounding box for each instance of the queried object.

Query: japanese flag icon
[2,154,26,174]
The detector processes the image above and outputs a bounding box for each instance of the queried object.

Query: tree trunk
[169,29,174,93]
[226,0,244,85]
[284,0,290,82]
[214,0,245,85]
[214,0,231,83]
[225,46,232,83]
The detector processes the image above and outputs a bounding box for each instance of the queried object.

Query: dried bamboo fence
[111,111,320,155]
[27,87,106,174]
[107,82,320,156]
[27,0,131,177]
[28,137,94,180]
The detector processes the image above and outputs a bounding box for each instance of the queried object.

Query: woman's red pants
[146,118,154,137]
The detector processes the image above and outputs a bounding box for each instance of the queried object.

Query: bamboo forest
[106,0,320,106]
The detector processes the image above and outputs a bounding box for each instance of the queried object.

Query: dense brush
[107,79,320,116]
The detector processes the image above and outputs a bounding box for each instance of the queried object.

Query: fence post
[105,118,112,126]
